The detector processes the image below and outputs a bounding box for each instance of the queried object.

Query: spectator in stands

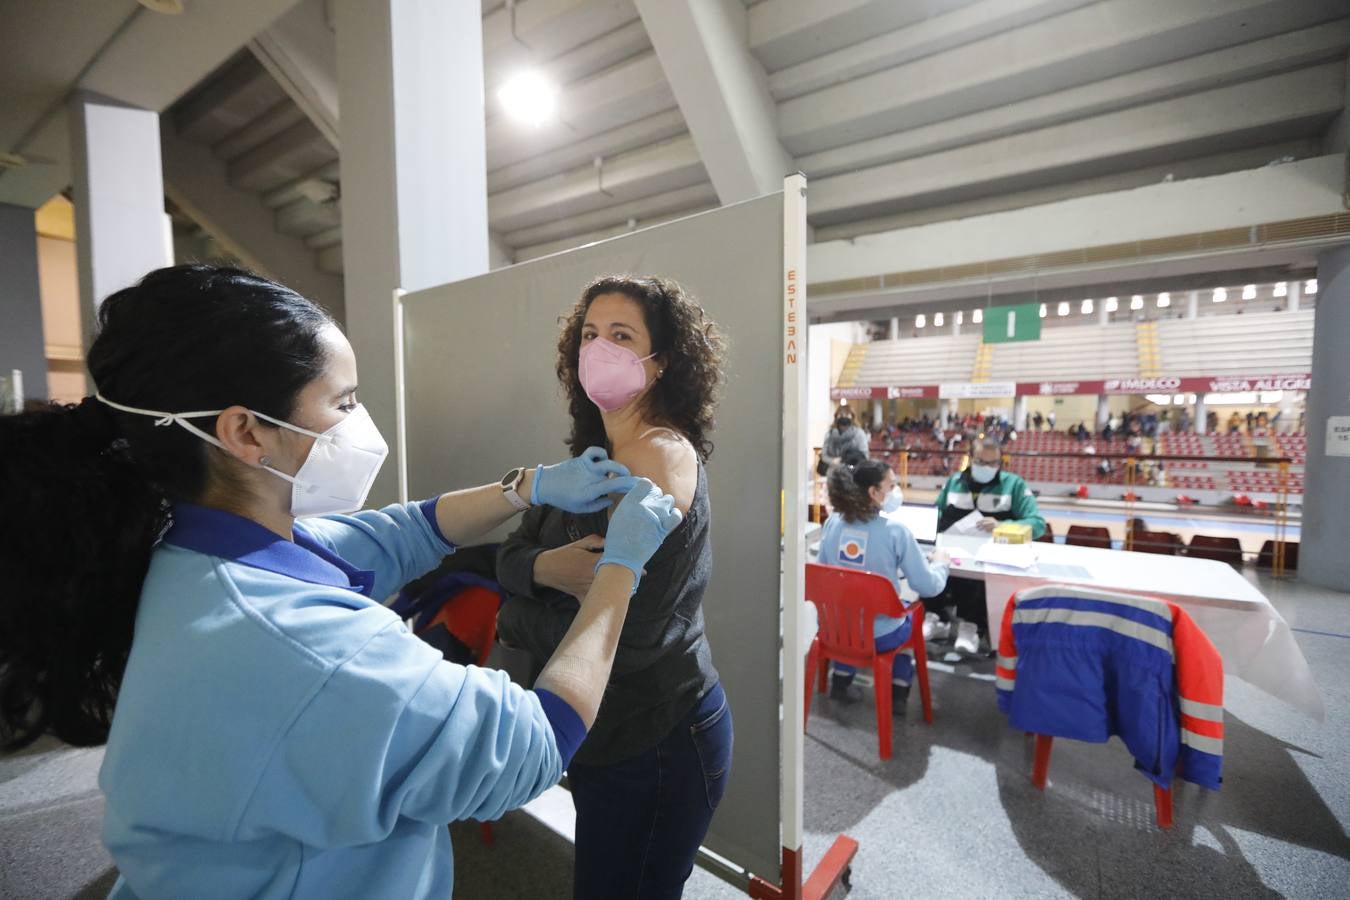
[1102,422,1114,442]
[820,410,868,474]
[1245,411,1255,433]
[1047,411,1057,430]
[817,459,950,709]
[1032,411,1044,431]
[1125,517,1149,542]
[1227,412,1242,434]
[933,438,1047,653]
[1074,422,1088,442]
[1207,411,1219,433]
[1157,409,1172,435]
[1178,408,1192,433]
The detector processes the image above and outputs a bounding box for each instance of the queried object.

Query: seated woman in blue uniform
[0,264,682,900]
[816,458,951,709]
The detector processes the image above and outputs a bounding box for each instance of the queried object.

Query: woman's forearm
[432,470,536,546]
[533,564,635,728]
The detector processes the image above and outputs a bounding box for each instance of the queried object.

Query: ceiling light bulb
[1157,292,1170,308]
[1105,297,1118,312]
[1212,287,1227,303]
[1081,299,1093,314]
[1130,295,1144,310]
[955,310,964,325]
[1057,301,1070,316]
[934,312,944,327]
[498,71,558,126]
[1273,281,1287,297]
[1039,303,1047,318]
[972,309,983,323]
[915,314,925,329]
[1306,278,1318,295]
[1242,284,1256,300]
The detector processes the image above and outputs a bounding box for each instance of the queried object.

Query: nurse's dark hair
[556,275,725,461]
[0,264,334,750]
[827,457,890,523]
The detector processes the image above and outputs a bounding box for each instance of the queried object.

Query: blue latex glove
[596,477,682,591]
[532,446,635,513]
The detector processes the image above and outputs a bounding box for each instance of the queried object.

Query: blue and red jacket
[996,584,1223,791]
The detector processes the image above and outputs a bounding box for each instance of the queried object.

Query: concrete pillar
[69,93,173,369]
[1013,395,1028,431]
[888,317,900,340]
[1195,396,1207,435]
[336,0,489,504]
[1300,245,1350,590]
[0,204,47,403]
[1187,290,1199,320]
[1288,279,1301,313]
[1095,394,1110,431]
[1099,304,1109,326]
[940,400,951,429]
[952,316,961,336]
[870,398,883,430]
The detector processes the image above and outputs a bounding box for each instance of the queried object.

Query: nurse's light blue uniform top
[816,511,950,636]
[100,500,581,900]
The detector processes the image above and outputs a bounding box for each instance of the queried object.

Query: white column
[1099,304,1109,326]
[870,399,884,430]
[940,400,952,429]
[1013,395,1028,431]
[888,317,900,340]
[68,93,173,366]
[1095,394,1110,431]
[336,0,489,505]
[952,316,961,336]
[1288,279,1302,312]
[1301,244,1350,590]
[1187,290,1199,320]
[1194,396,1207,434]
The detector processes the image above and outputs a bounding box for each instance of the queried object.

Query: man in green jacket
[932,438,1046,653]
[936,438,1047,537]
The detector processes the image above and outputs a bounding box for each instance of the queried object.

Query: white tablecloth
[936,534,1325,720]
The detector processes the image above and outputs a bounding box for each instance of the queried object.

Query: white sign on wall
[1327,416,1350,457]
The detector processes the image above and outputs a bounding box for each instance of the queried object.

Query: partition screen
[398,194,787,881]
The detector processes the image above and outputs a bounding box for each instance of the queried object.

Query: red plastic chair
[1030,735,1173,829]
[415,586,502,847]
[803,563,932,760]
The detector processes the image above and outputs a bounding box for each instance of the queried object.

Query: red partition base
[748,837,859,900]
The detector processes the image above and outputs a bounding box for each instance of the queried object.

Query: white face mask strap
[94,393,314,483]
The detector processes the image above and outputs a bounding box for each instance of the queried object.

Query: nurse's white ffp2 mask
[95,394,388,518]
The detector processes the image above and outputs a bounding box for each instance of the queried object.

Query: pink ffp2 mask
[578,337,656,412]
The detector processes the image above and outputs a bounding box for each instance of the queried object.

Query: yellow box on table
[992,523,1032,544]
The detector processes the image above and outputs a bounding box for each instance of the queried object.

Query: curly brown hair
[827,458,890,523]
[556,275,726,461]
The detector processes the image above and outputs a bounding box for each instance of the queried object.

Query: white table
[936,533,1325,720]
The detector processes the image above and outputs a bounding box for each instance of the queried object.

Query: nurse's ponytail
[827,457,890,523]
[0,398,169,748]
[0,264,334,750]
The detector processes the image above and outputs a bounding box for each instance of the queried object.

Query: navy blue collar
[164,502,376,596]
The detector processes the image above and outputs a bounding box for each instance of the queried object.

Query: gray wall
[399,195,786,881]
[1300,242,1350,591]
[0,203,47,402]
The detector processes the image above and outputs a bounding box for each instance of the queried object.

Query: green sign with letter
[982,304,1041,343]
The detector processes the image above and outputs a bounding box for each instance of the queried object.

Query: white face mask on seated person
[970,462,1000,485]
[96,394,388,518]
[881,486,904,513]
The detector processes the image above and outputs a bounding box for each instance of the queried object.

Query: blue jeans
[832,618,915,685]
[569,682,733,900]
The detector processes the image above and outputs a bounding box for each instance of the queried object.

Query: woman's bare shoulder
[614,428,697,513]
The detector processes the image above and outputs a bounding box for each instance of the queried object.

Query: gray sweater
[495,461,719,766]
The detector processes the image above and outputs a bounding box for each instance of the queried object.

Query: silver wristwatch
[500,466,530,511]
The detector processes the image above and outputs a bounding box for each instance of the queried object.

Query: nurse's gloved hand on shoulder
[532,446,636,513]
[595,477,682,592]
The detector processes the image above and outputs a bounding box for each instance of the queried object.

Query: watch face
[502,467,523,488]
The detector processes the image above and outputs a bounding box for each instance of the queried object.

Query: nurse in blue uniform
[0,265,682,899]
